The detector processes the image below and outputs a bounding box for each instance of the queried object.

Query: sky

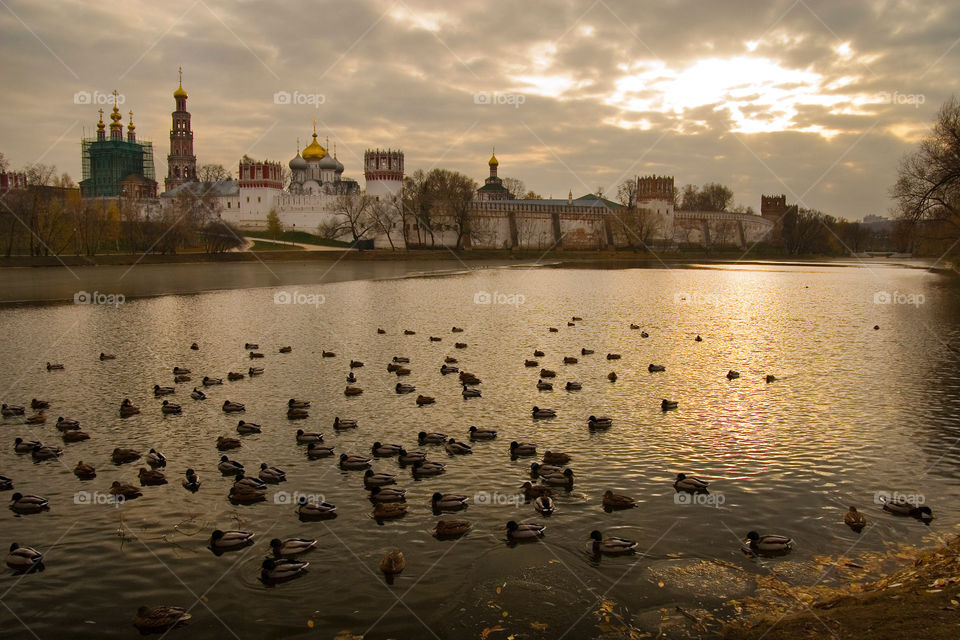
[0,0,957,219]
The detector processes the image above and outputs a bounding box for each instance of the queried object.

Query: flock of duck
[2,320,936,632]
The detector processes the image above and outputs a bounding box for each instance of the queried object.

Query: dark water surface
[1,260,958,639]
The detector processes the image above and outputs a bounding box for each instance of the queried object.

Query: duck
[581,348,594,355]
[258,462,286,483]
[1,404,24,416]
[565,381,582,391]
[674,473,709,493]
[174,374,191,382]
[344,386,364,396]
[695,335,703,342]
[217,455,244,475]
[397,449,427,465]
[191,388,206,400]
[377,328,386,334]
[154,384,175,396]
[249,352,265,359]
[0,474,11,490]
[602,490,636,510]
[210,529,254,551]
[228,483,265,504]
[451,326,464,332]
[640,331,649,338]
[589,530,637,555]
[393,356,410,363]
[9,493,49,514]
[416,395,435,406]
[444,356,458,363]
[182,469,200,491]
[6,543,43,572]
[145,448,166,467]
[270,538,317,557]
[534,495,555,515]
[227,372,244,381]
[380,550,406,576]
[236,420,262,434]
[99,352,116,360]
[248,366,264,376]
[630,323,640,330]
[881,497,934,522]
[133,606,191,632]
[661,399,678,411]
[520,482,552,499]
[347,372,358,383]
[506,521,545,540]
[468,426,497,440]
[459,372,481,384]
[386,363,400,373]
[418,431,447,444]
[73,461,96,479]
[119,400,140,416]
[288,398,310,409]
[350,360,364,368]
[222,400,244,412]
[530,462,562,478]
[364,470,397,488]
[287,407,309,419]
[296,429,323,443]
[588,415,613,429]
[539,369,556,378]
[62,430,90,443]
[46,362,64,370]
[216,436,241,451]
[607,371,617,382]
[510,441,537,456]
[372,442,404,457]
[339,454,371,470]
[454,342,467,349]
[533,349,545,357]
[53,416,78,429]
[233,472,267,491]
[14,438,40,454]
[160,400,182,414]
[411,460,445,477]
[431,492,468,510]
[548,327,559,333]
[31,444,61,460]
[25,412,46,424]
[765,374,777,383]
[532,406,556,419]
[844,506,866,532]
[537,379,553,391]
[111,447,141,464]
[395,367,411,376]
[563,356,578,364]
[139,468,167,486]
[525,359,539,367]
[333,417,357,429]
[191,342,200,350]
[542,450,571,465]
[445,439,472,455]
[440,364,459,375]
[648,364,665,373]
[726,370,740,380]
[30,399,49,410]
[173,366,191,375]
[243,343,259,350]
[606,353,621,360]
[745,531,793,555]
[403,330,416,336]
[296,496,337,519]
[279,346,292,353]
[306,443,335,458]
[373,502,408,519]
[542,468,575,487]
[369,486,406,503]
[434,520,471,538]
[109,482,142,500]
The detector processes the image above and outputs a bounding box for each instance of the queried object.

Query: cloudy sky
[1,0,957,218]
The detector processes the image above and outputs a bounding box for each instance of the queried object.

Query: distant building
[476,149,513,201]
[165,68,197,192]
[364,148,404,202]
[79,93,157,199]
[0,170,26,193]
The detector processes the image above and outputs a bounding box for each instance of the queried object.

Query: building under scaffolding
[79,101,158,199]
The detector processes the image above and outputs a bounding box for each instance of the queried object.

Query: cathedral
[287,125,358,195]
[79,91,157,199]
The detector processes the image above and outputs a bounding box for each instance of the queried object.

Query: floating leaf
[530,622,548,630]
[481,625,503,639]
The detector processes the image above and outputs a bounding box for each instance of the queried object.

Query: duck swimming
[648,364,665,373]
[445,439,472,454]
[468,426,497,440]
[236,420,262,434]
[14,438,40,454]
[589,530,637,555]
[333,417,357,429]
[506,521,545,540]
[288,399,310,409]
[73,461,96,479]
[339,454,371,470]
[537,379,553,391]
[542,468,575,487]
[440,364,459,375]
[133,606,191,632]
[532,406,556,419]
[296,497,338,519]
[415,395,435,406]
[844,506,866,532]
[182,469,200,491]
[279,346,292,353]
[461,385,481,398]
[217,455,244,475]
[661,399,678,411]
[373,502,408,519]
[146,449,167,468]
[1,404,24,416]
[6,542,43,572]
[510,441,537,456]
[431,492,467,510]
[602,490,636,510]
[154,384,175,396]
[530,462,562,478]
[542,450,571,465]
[138,468,167,486]
[347,372,357,383]
[418,431,447,444]
[534,495,555,515]
[411,460,445,477]
[369,486,406,503]
[258,462,286,483]
[881,497,934,522]
[31,444,62,460]
[210,529,254,551]
[9,493,49,514]
[112,448,141,464]
[344,386,364,396]
[287,407,309,419]
[434,520,471,539]
[191,388,206,400]
[372,442,404,457]
[61,430,90,443]
[364,470,396,488]
[270,538,317,557]
[222,400,244,412]
[565,381,582,391]
[295,429,323,443]
[674,473,709,493]
[216,436,241,451]
[109,482,142,500]
[744,531,793,555]
[397,449,427,465]
[520,482,552,499]
[160,400,182,414]
[588,415,613,429]
[306,443,335,458]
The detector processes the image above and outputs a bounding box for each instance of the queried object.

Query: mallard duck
[46,362,64,371]
[530,462,562,478]
[548,327,559,333]
[364,470,397,487]
[533,349,545,357]
[369,486,406,503]
[31,444,61,460]
[279,346,292,353]
[468,426,496,440]
[506,521,545,540]
[146,449,167,467]
[133,606,191,631]
[30,399,49,410]
[297,496,337,518]
[99,352,116,360]
[581,348,594,355]
[1,404,25,416]
[532,406,556,419]
[344,386,364,396]
[606,353,621,360]
[431,492,467,510]
[53,417,79,431]
[333,417,357,429]
[386,363,400,373]
[539,369,556,378]
[589,530,637,555]
[190,342,199,350]
[881,497,934,522]
[745,531,793,554]
[444,356,458,363]
[222,400,244,412]
[630,323,640,330]
[433,520,471,538]
[259,462,286,483]
[452,326,464,332]
[373,502,408,519]
[236,420,261,434]
[602,490,636,509]
[248,366,264,376]
[726,370,740,380]
[648,364,665,373]
[14,438,40,453]
[109,482,142,500]
[233,473,267,491]
[542,450,571,465]
[217,455,244,474]
[565,381,582,391]
[191,388,207,400]
[588,415,613,429]
[416,395,435,405]
[0,474,12,490]
[661,399,678,410]
[209,529,254,551]
[350,360,364,368]
[674,473,709,493]
[288,398,310,409]
[563,356,578,364]
[73,461,96,479]
[119,400,140,416]
[270,537,316,557]
[182,469,200,490]
[454,342,467,349]
[348,372,358,383]
[9,493,49,514]
[249,352,264,359]
[243,343,259,350]
[372,442,403,457]
[173,366,191,375]
[25,412,46,424]
[306,443,335,458]
[139,467,167,486]
[154,384,175,396]
[228,484,265,504]
[542,468,575,487]
[227,372,244,381]
[411,460,445,476]
[640,331,649,338]
[520,482,552,499]
[844,506,866,531]
[397,449,427,464]
[607,371,618,381]
[525,359,539,367]
[534,495,555,515]
[287,407,309,419]
[695,335,702,342]
[510,441,537,456]
[395,367,411,376]
[765,374,777,383]
[322,351,336,358]
[216,436,241,451]
[339,453,371,470]
[445,439,472,454]
[160,400,182,414]
[62,429,90,443]
[377,328,386,334]
[296,429,323,443]
[174,374,191,383]
[571,316,583,321]
[418,431,447,444]
[459,372,481,385]
[537,379,553,391]
[440,364,459,375]
[6,543,42,572]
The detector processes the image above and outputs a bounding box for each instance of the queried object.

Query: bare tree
[197,163,232,182]
[329,193,376,244]
[369,196,401,250]
[501,176,525,198]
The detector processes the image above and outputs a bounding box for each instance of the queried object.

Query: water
[1,260,959,639]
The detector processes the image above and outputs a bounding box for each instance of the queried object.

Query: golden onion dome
[488,152,498,167]
[301,132,327,161]
[173,84,187,99]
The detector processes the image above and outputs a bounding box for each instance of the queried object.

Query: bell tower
[165,66,197,191]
